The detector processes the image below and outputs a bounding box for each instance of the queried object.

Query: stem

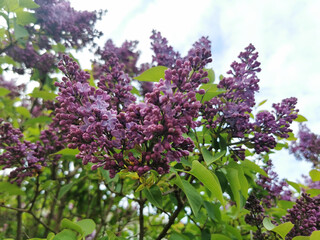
[139,191,145,240]
[155,191,184,240]
[17,196,22,240]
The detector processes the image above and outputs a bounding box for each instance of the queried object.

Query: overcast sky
[70,0,320,182]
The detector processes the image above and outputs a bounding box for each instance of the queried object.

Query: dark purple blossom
[283,193,320,239]
[34,0,103,48]
[0,119,46,185]
[290,124,320,167]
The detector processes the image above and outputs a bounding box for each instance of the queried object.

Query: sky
[69,0,320,182]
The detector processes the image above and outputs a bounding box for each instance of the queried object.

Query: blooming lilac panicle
[96,56,136,110]
[255,160,292,208]
[283,193,320,239]
[290,124,320,167]
[0,76,26,99]
[7,44,55,74]
[0,119,46,185]
[35,0,103,48]
[150,30,181,68]
[95,39,140,76]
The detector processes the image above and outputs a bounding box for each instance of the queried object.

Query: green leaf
[311,231,320,240]
[16,106,30,118]
[225,224,243,240]
[292,236,310,240]
[278,200,295,210]
[29,88,57,101]
[286,180,301,193]
[143,185,163,209]
[47,233,55,240]
[175,174,203,218]
[309,169,320,181]
[205,68,215,83]
[19,0,40,9]
[3,0,19,11]
[76,219,96,236]
[169,232,188,240]
[24,116,52,126]
[202,148,226,166]
[0,87,10,96]
[58,182,75,199]
[272,222,294,239]
[189,160,224,204]
[55,148,79,156]
[0,182,25,196]
[201,229,211,240]
[241,159,268,177]
[130,86,141,96]
[286,132,297,141]
[203,201,221,222]
[263,218,293,239]
[258,99,267,106]
[295,114,308,122]
[196,83,226,102]
[263,217,276,230]
[211,234,231,240]
[133,66,168,82]
[61,219,83,234]
[14,22,29,39]
[226,167,241,209]
[15,9,37,25]
[306,189,320,197]
[53,229,77,240]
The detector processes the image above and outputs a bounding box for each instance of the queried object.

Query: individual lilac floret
[283,193,320,239]
[290,124,320,167]
[0,119,46,185]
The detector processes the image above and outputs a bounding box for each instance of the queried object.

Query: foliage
[0,1,320,239]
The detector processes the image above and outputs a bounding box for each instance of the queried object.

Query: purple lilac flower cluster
[0,76,26,99]
[7,44,56,75]
[54,52,209,177]
[244,194,274,239]
[202,44,298,158]
[0,119,46,185]
[95,40,140,77]
[150,30,181,68]
[283,193,320,239]
[255,160,292,208]
[290,124,320,167]
[34,0,103,48]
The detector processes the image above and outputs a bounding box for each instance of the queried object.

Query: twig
[139,192,145,240]
[155,191,185,240]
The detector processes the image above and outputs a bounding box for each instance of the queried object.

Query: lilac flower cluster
[34,0,103,48]
[54,52,208,177]
[95,40,140,77]
[202,44,298,158]
[150,30,181,68]
[7,44,55,74]
[283,193,320,239]
[0,119,45,185]
[255,160,292,208]
[244,194,273,239]
[290,124,320,167]
[0,76,26,99]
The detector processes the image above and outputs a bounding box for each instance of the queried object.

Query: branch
[155,191,185,240]
[0,203,56,234]
[139,191,145,240]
